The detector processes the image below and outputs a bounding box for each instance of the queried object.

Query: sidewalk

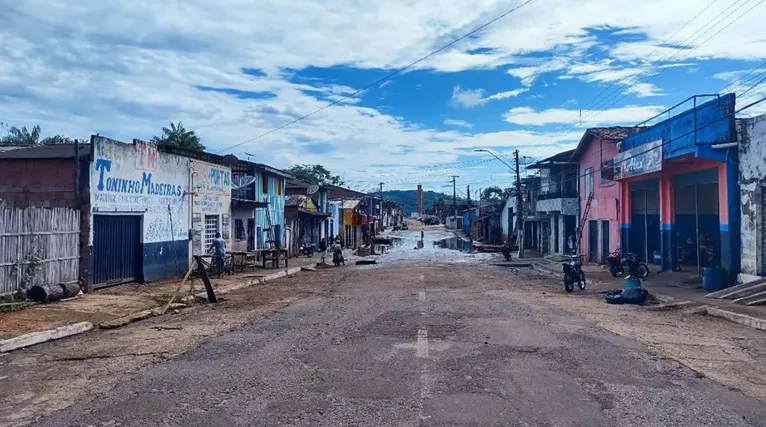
[0,256,320,345]
[527,257,766,331]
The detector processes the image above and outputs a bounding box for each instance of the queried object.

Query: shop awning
[298,209,331,218]
[232,198,268,208]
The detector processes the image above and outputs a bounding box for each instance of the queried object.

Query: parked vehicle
[332,245,345,266]
[501,243,513,261]
[606,251,649,278]
[562,254,586,293]
[299,243,316,257]
[401,223,409,230]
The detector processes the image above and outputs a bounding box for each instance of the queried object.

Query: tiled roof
[587,126,642,141]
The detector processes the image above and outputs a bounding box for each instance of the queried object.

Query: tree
[481,186,514,202]
[40,135,77,145]
[286,164,344,186]
[0,124,41,145]
[151,121,205,151]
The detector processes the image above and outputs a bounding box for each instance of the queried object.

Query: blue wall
[144,240,189,281]
[621,94,735,162]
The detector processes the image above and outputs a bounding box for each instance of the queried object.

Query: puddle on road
[435,236,472,252]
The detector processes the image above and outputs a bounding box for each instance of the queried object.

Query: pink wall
[579,137,621,262]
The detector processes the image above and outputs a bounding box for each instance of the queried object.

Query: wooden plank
[0,322,93,353]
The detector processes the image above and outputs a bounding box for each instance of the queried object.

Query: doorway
[601,221,610,262]
[674,170,720,274]
[588,220,598,262]
[630,180,660,263]
[91,215,141,288]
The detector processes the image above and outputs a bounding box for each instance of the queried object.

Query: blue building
[613,94,740,282]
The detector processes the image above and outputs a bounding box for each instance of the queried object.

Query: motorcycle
[299,243,316,257]
[501,243,513,261]
[332,245,345,266]
[562,254,586,293]
[606,251,649,278]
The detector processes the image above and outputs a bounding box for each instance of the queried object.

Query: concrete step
[705,278,766,300]
[733,290,766,306]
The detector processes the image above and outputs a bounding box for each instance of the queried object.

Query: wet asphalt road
[37,230,766,426]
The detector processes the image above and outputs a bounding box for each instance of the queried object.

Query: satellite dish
[307,184,320,195]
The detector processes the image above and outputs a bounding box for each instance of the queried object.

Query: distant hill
[383,190,461,215]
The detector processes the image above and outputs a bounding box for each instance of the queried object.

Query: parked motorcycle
[502,243,513,261]
[332,245,345,266]
[562,254,586,293]
[299,243,316,257]
[606,251,649,278]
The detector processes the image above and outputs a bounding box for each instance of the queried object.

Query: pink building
[571,127,640,263]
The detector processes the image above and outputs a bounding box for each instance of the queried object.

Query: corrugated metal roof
[0,144,91,159]
[329,199,361,209]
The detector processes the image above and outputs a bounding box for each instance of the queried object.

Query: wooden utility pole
[450,176,459,227]
[514,150,524,258]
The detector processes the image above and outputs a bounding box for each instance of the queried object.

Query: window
[204,215,219,250]
[234,219,245,240]
[276,177,282,196]
[584,167,594,198]
[262,173,269,194]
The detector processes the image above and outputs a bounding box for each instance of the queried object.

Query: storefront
[616,94,740,280]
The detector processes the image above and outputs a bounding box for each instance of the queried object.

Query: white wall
[738,114,766,276]
[90,137,189,245]
[190,159,232,255]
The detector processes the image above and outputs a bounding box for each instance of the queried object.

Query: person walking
[209,232,227,270]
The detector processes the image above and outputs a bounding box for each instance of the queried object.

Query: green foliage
[0,124,41,145]
[286,164,344,186]
[1,123,84,146]
[10,251,43,302]
[382,190,455,216]
[480,186,514,202]
[152,121,205,151]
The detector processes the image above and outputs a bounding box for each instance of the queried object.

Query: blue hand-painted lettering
[95,159,112,191]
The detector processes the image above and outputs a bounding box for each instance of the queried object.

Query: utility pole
[379,182,384,228]
[450,175,459,228]
[514,150,524,258]
[466,185,471,207]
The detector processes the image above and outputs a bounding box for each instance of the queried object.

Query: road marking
[419,273,424,282]
[418,291,426,301]
[416,329,429,358]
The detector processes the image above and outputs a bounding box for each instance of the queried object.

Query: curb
[0,264,317,353]
[0,322,93,353]
[706,307,766,331]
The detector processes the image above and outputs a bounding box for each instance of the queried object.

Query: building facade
[737,112,766,281]
[616,94,740,282]
[572,127,640,263]
[90,136,190,286]
[527,150,578,255]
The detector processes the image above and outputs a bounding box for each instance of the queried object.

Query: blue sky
[1,0,765,192]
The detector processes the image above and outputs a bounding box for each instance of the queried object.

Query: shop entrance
[674,169,720,275]
[630,180,660,263]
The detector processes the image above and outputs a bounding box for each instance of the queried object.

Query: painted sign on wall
[191,160,231,216]
[613,139,663,180]
[90,137,189,244]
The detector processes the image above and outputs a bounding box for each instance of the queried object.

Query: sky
[1,0,766,193]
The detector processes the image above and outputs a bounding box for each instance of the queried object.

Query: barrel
[653,250,662,265]
[624,276,642,289]
[702,267,727,292]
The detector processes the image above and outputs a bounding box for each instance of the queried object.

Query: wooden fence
[0,207,80,294]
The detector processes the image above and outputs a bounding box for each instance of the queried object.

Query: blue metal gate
[92,215,141,288]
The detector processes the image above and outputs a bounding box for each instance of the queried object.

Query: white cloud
[450,85,527,108]
[450,85,487,108]
[503,105,666,126]
[1,0,766,189]
[443,119,473,128]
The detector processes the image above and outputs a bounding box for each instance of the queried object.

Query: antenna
[244,152,255,162]
[307,184,319,195]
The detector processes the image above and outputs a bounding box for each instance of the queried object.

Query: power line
[216,0,535,154]
[542,0,763,141]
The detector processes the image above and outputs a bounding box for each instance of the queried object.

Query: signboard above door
[613,139,663,180]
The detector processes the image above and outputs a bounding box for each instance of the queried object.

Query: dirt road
[2,229,766,426]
